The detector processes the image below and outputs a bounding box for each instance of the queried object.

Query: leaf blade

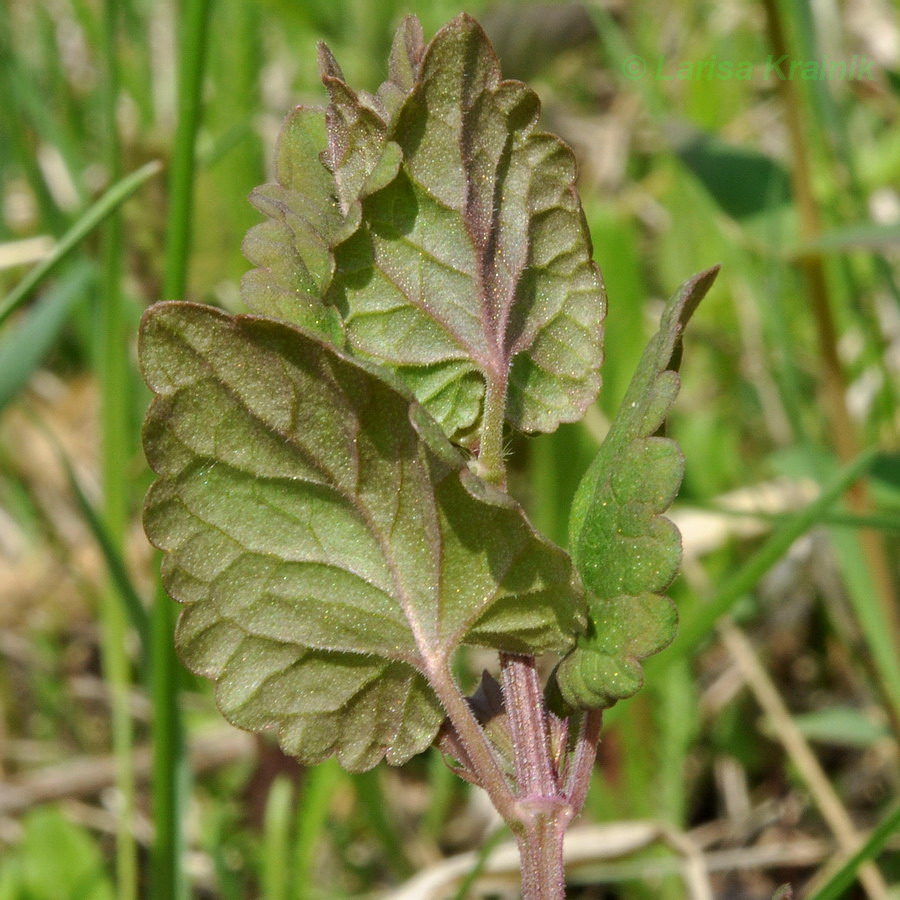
[344,14,606,440]
[141,302,583,768]
[240,14,605,445]
[553,266,719,711]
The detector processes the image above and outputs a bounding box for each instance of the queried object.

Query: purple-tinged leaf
[240,107,347,339]
[241,13,605,446]
[140,302,583,770]
[318,43,403,215]
[377,15,425,122]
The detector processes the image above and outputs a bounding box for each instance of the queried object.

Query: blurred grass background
[0,0,898,897]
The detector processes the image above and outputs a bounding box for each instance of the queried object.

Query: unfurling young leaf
[552,266,720,711]
[241,13,605,448]
[140,303,583,771]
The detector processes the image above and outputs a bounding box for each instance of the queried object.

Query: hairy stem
[515,811,569,900]
[467,338,593,899]
[501,654,558,800]
[563,708,603,814]
[429,661,519,823]
[478,372,508,487]
[501,653,571,900]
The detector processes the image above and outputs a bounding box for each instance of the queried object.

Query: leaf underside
[140,303,583,770]
[241,13,605,446]
[553,266,720,711]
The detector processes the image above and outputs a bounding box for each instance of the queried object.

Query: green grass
[1,0,898,897]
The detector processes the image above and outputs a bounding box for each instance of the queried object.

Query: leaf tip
[679,263,721,325]
[391,14,425,73]
[317,41,343,82]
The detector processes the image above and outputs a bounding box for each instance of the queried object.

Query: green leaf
[789,706,890,748]
[240,106,348,339]
[552,266,719,711]
[17,806,115,900]
[140,302,583,770]
[240,13,605,445]
[377,15,425,122]
[674,130,791,220]
[0,261,90,412]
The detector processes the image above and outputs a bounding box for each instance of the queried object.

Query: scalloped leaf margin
[240,13,606,447]
[552,266,720,711]
[140,302,584,770]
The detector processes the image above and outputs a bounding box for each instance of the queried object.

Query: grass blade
[262,777,294,900]
[161,0,212,300]
[96,1,138,894]
[0,261,91,411]
[60,452,152,660]
[672,447,878,657]
[807,803,900,900]
[0,161,161,327]
[353,770,416,880]
[152,1,212,897]
[449,827,509,900]
[293,758,342,900]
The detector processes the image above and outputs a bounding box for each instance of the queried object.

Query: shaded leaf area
[242,13,605,446]
[672,130,792,220]
[552,266,719,711]
[140,303,583,770]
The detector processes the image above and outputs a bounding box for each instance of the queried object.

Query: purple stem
[501,653,572,900]
[563,708,603,815]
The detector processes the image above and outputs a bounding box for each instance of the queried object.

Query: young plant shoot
[140,14,718,899]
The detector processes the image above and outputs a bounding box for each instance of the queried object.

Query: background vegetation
[0,0,898,897]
